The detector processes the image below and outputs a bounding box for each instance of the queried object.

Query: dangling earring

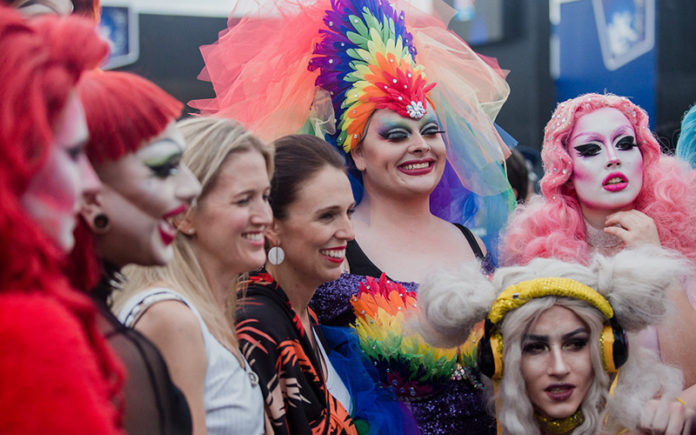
[93,213,110,233]
[267,244,285,265]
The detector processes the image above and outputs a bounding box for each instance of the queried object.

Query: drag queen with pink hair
[502,93,696,408]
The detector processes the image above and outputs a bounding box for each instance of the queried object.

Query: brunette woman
[237,134,357,435]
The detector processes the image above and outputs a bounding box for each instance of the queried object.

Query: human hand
[604,210,661,248]
[638,398,694,434]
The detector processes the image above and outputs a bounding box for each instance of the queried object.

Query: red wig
[502,93,696,266]
[77,70,183,165]
[68,70,181,291]
[0,7,123,430]
[73,0,101,20]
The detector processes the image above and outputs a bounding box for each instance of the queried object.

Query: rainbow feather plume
[309,0,435,153]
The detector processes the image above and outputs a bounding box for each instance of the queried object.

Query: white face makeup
[272,165,355,286]
[520,305,594,420]
[20,93,100,252]
[567,107,643,218]
[91,123,201,266]
[18,0,74,16]
[353,107,446,198]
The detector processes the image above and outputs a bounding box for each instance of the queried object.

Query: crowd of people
[2,0,696,434]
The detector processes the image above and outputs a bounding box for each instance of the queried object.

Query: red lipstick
[159,205,187,246]
[320,246,347,264]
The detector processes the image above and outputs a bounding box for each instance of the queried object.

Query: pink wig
[76,70,182,165]
[502,93,696,266]
[0,5,123,422]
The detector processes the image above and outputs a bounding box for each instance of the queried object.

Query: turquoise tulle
[676,104,696,170]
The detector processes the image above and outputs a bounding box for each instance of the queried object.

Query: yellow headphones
[477,277,628,381]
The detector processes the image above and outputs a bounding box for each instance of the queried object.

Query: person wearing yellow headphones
[417,246,694,434]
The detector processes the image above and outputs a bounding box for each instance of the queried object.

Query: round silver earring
[267,246,285,265]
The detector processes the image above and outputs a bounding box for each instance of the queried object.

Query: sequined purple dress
[310,225,496,435]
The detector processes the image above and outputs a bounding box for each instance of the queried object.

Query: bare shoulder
[134,299,205,353]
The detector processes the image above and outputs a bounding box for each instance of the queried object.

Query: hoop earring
[93,213,110,233]
[267,245,285,266]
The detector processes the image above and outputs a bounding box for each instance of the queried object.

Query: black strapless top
[346,223,492,278]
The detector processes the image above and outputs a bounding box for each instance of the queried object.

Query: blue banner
[98,5,139,70]
[551,0,656,126]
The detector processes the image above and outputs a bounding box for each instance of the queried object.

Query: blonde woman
[113,117,274,435]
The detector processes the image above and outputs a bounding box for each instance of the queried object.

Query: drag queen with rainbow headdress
[193,1,514,432]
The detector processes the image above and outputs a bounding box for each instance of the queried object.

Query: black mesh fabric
[93,290,192,435]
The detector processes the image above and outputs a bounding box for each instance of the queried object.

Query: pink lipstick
[163,205,188,219]
[397,159,434,176]
[602,172,628,192]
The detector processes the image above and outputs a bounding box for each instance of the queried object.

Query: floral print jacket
[237,271,356,435]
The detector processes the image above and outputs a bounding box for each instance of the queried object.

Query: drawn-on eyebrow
[571,124,634,144]
[378,121,411,135]
[610,125,634,140]
[147,138,184,151]
[419,114,438,125]
[524,327,589,342]
[571,132,602,143]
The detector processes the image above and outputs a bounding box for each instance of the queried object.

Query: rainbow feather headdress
[191,0,515,261]
[308,0,436,153]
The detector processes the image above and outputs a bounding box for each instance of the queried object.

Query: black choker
[535,409,584,434]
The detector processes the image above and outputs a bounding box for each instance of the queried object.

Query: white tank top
[119,288,265,435]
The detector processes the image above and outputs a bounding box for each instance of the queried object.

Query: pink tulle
[190,0,330,142]
[191,0,510,161]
